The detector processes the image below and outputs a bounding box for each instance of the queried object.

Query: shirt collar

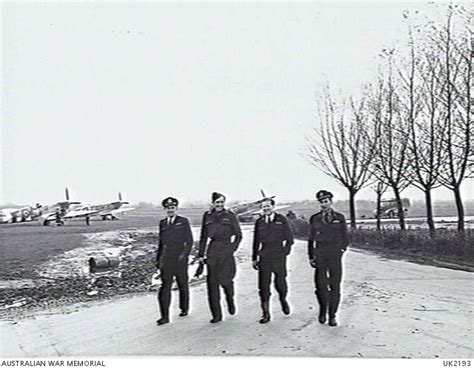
[265,212,276,222]
[212,208,227,215]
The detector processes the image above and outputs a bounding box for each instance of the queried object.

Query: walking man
[308,190,349,327]
[198,192,242,323]
[252,198,294,324]
[156,197,193,325]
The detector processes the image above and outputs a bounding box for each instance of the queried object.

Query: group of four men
[155,190,349,327]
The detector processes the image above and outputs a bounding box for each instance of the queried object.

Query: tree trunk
[392,186,406,230]
[376,188,383,231]
[348,188,357,229]
[424,188,436,234]
[452,186,465,231]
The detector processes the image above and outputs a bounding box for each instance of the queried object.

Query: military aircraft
[0,188,90,225]
[0,204,43,224]
[373,198,411,218]
[229,189,290,222]
[1,190,134,226]
[39,188,99,226]
[75,192,134,222]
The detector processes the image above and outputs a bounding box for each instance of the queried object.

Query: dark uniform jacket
[156,215,194,262]
[198,209,242,258]
[252,213,294,261]
[307,210,349,260]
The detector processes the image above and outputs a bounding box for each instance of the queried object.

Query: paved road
[1,227,473,358]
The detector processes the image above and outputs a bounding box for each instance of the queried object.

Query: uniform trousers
[313,247,343,318]
[257,255,288,303]
[158,258,189,318]
[206,247,236,320]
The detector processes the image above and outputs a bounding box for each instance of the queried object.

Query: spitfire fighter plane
[0,189,133,226]
[0,204,43,224]
[229,189,290,222]
[75,193,134,222]
[0,188,92,225]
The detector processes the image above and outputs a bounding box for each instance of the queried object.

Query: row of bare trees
[306,5,472,232]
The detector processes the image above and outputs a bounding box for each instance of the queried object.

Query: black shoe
[328,318,338,327]
[259,313,271,324]
[179,310,188,317]
[318,305,327,324]
[318,314,327,324]
[227,300,236,315]
[156,318,169,325]
[281,299,290,315]
[210,317,222,324]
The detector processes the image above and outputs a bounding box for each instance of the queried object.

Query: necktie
[324,211,332,223]
[265,215,269,223]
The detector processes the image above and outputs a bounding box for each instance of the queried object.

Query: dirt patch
[0,226,214,320]
[0,229,157,317]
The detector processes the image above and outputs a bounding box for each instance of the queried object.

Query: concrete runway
[1,227,473,358]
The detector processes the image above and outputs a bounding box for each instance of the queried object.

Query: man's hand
[310,259,317,268]
[178,254,187,262]
[252,260,259,271]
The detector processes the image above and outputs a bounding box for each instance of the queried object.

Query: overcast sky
[2,1,472,206]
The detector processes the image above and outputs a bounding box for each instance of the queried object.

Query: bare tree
[398,23,446,233]
[368,51,412,230]
[306,85,377,229]
[432,6,473,231]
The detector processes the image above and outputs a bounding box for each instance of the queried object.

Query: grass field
[0,214,156,280]
[286,200,474,220]
[0,208,208,280]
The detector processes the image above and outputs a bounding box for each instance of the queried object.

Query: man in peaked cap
[252,197,294,324]
[155,196,194,325]
[307,190,349,327]
[198,192,242,323]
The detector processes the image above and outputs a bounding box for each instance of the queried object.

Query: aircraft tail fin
[118,192,129,204]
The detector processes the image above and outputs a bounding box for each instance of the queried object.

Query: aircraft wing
[99,207,135,217]
[249,204,291,216]
[62,209,101,219]
[236,207,258,217]
[41,212,58,222]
